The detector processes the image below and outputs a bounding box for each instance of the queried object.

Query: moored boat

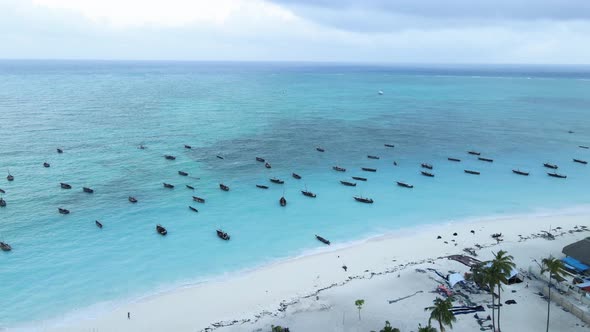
[256,184,269,189]
[573,158,588,164]
[384,144,395,148]
[367,155,380,160]
[43,162,50,168]
[0,241,11,251]
[163,183,174,189]
[186,184,195,190]
[512,169,529,176]
[265,162,272,169]
[0,198,6,207]
[464,170,480,175]
[57,148,63,153]
[217,229,230,240]
[83,187,94,193]
[129,196,138,203]
[547,172,567,178]
[332,166,346,172]
[184,144,192,149]
[60,183,72,189]
[280,196,287,206]
[95,220,103,228]
[354,196,373,204]
[397,181,413,188]
[340,180,357,186]
[421,171,434,177]
[448,157,461,162]
[292,173,302,179]
[270,178,284,184]
[256,157,265,162]
[219,184,230,191]
[58,208,70,214]
[156,224,167,236]
[580,145,589,149]
[189,206,198,212]
[316,147,325,152]
[361,167,377,172]
[468,151,481,156]
[192,196,205,203]
[543,163,558,169]
[315,235,330,245]
[301,190,316,198]
[478,157,494,162]
[164,155,176,160]
[352,176,367,181]
[0,189,5,194]
[216,155,224,160]
[421,163,433,169]
[6,172,14,181]
[178,171,188,176]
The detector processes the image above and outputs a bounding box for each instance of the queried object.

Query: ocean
[0,61,589,329]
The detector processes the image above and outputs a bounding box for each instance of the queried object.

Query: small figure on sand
[342,265,348,272]
[128,312,130,319]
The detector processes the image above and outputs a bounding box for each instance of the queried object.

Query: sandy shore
[42,209,590,332]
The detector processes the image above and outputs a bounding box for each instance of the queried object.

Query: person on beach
[128,312,130,319]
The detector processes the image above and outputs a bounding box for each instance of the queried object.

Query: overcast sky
[1,0,589,63]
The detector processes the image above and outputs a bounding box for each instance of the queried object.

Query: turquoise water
[0,61,589,328]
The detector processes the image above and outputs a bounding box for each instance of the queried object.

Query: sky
[1,0,589,63]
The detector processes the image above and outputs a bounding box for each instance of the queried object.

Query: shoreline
[14,204,588,332]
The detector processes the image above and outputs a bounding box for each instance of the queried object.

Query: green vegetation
[425,297,456,332]
[355,299,365,320]
[541,256,566,332]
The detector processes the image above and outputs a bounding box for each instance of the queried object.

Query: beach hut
[561,256,590,274]
[563,237,590,267]
[507,268,523,284]
[448,273,465,287]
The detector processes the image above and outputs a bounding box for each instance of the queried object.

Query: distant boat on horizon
[512,169,529,176]
[468,151,481,156]
[543,163,558,169]
[573,158,588,164]
[464,170,480,175]
[448,157,461,162]
[547,172,567,179]
[354,196,373,204]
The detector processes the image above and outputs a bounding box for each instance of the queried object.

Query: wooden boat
[580,145,589,149]
[340,180,357,186]
[138,144,146,150]
[219,184,230,191]
[58,208,70,214]
[83,187,94,193]
[292,173,302,180]
[265,162,272,169]
[478,157,494,162]
[464,170,480,175]
[352,176,367,181]
[315,235,330,245]
[164,155,176,160]
[448,157,461,162]
[129,196,138,203]
[57,148,63,154]
[6,173,14,181]
[95,220,103,228]
[367,155,380,160]
[192,196,205,203]
[361,167,377,172]
[421,163,433,169]
[0,241,11,251]
[573,158,588,164]
[216,229,230,240]
[178,171,188,176]
[186,185,195,190]
[397,181,414,188]
[332,166,346,172]
[0,198,6,207]
[60,183,72,189]
[156,224,167,236]
[421,171,434,177]
[256,157,265,162]
[270,178,284,184]
[468,151,481,156]
[316,147,325,152]
[163,183,174,189]
[189,206,198,213]
[256,184,269,189]
[512,169,529,176]
[384,144,395,148]
[43,162,50,168]
[301,190,316,198]
[547,172,567,178]
[543,163,558,169]
[216,155,224,160]
[184,144,192,149]
[280,196,287,206]
[354,196,373,204]
[0,189,4,194]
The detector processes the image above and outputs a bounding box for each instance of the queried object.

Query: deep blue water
[0,61,589,329]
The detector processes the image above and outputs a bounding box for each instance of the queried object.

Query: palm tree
[471,263,497,332]
[418,323,438,332]
[355,299,365,320]
[491,250,515,332]
[541,256,566,332]
[370,321,401,332]
[425,297,456,332]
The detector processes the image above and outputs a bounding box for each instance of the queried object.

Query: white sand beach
[46,209,590,332]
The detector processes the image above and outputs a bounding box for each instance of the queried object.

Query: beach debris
[453,232,458,236]
[437,235,442,239]
[388,290,424,304]
[342,265,347,272]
